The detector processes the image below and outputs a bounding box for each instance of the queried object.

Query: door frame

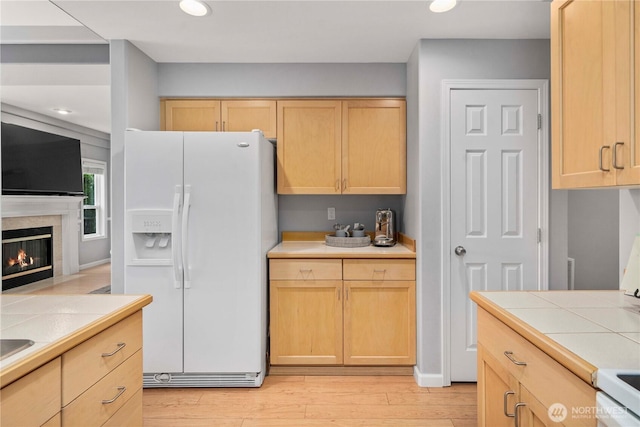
[441,79,550,385]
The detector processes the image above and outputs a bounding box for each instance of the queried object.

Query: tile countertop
[267,240,416,259]
[470,290,640,385]
[0,294,152,387]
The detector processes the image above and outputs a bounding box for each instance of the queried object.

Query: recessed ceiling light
[179,0,211,17]
[429,0,457,13]
[53,108,72,115]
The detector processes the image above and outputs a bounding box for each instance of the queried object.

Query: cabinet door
[277,100,342,194]
[616,0,640,185]
[518,386,565,427]
[270,280,343,365]
[163,99,221,131]
[221,100,277,139]
[342,99,406,194]
[477,344,517,427]
[551,0,617,188]
[343,280,415,365]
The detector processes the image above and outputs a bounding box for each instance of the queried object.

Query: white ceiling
[0,0,551,134]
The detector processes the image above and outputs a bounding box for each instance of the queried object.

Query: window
[82,159,107,240]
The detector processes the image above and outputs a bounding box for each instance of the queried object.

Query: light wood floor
[143,376,477,427]
[10,264,478,426]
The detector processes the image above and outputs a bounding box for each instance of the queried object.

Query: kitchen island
[471,290,640,427]
[267,234,416,374]
[0,293,152,426]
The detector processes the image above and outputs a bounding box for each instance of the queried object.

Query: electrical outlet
[328,207,336,220]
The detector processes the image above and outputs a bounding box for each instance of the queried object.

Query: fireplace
[2,226,53,291]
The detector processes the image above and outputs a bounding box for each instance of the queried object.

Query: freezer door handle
[182,185,192,288]
[172,185,182,288]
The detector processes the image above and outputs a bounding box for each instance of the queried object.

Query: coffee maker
[373,209,396,247]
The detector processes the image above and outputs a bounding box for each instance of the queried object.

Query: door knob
[454,246,466,256]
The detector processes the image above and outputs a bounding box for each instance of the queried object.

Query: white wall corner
[413,366,446,388]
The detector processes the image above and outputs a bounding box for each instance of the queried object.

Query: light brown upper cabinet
[161,99,277,139]
[552,0,640,188]
[277,99,406,194]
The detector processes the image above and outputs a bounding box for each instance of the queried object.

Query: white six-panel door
[449,88,541,381]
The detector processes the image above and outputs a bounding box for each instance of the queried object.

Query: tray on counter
[325,234,371,248]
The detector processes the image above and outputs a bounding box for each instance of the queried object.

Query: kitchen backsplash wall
[278,195,403,237]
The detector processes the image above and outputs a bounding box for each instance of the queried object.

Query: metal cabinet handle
[514,402,526,427]
[504,391,516,417]
[599,145,611,172]
[613,142,625,170]
[101,342,126,357]
[222,121,226,132]
[342,179,347,191]
[373,269,386,273]
[102,386,126,404]
[215,121,219,132]
[335,180,340,192]
[504,351,527,366]
[299,269,312,273]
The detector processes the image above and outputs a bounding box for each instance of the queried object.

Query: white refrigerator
[123,130,277,387]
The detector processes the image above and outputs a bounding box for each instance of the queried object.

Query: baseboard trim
[268,365,414,376]
[413,367,446,388]
[80,258,111,270]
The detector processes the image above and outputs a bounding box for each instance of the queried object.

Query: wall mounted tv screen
[1,122,84,196]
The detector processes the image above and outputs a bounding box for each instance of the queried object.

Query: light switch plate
[328,207,335,220]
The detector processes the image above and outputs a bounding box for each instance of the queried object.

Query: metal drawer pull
[504,391,516,417]
[102,386,126,404]
[599,145,611,172]
[102,342,126,357]
[504,351,527,366]
[514,402,526,427]
[373,269,386,273]
[613,142,625,169]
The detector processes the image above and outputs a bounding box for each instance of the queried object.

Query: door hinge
[537,228,542,243]
[537,114,542,130]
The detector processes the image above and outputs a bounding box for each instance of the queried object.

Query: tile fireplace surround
[2,196,83,279]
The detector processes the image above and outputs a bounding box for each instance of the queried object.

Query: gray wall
[410,39,553,383]
[1,103,112,269]
[109,40,159,294]
[568,190,620,290]
[620,189,640,281]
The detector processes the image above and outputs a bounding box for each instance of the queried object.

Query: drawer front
[477,308,596,424]
[102,388,143,427]
[343,259,415,281]
[0,358,61,427]
[62,311,142,406]
[62,350,142,427]
[270,259,342,280]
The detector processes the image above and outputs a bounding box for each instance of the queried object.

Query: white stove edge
[595,368,640,425]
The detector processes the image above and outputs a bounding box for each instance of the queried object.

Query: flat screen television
[2,122,84,196]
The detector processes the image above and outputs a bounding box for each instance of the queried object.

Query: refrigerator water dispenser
[126,210,174,265]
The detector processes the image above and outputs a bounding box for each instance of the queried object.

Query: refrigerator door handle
[182,185,192,288]
[172,185,183,289]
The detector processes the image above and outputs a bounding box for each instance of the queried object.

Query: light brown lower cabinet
[269,258,416,366]
[477,308,596,427]
[0,311,144,427]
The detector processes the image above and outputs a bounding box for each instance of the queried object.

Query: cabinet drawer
[270,259,342,280]
[477,308,596,419]
[343,259,415,281]
[62,350,142,427]
[0,358,61,427]
[102,388,143,427]
[62,311,142,406]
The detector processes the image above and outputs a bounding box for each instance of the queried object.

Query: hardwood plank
[303,404,477,420]
[142,376,478,425]
[242,420,454,427]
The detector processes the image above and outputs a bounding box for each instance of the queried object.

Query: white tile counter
[0,294,152,386]
[267,240,416,259]
[473,290,640,376]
